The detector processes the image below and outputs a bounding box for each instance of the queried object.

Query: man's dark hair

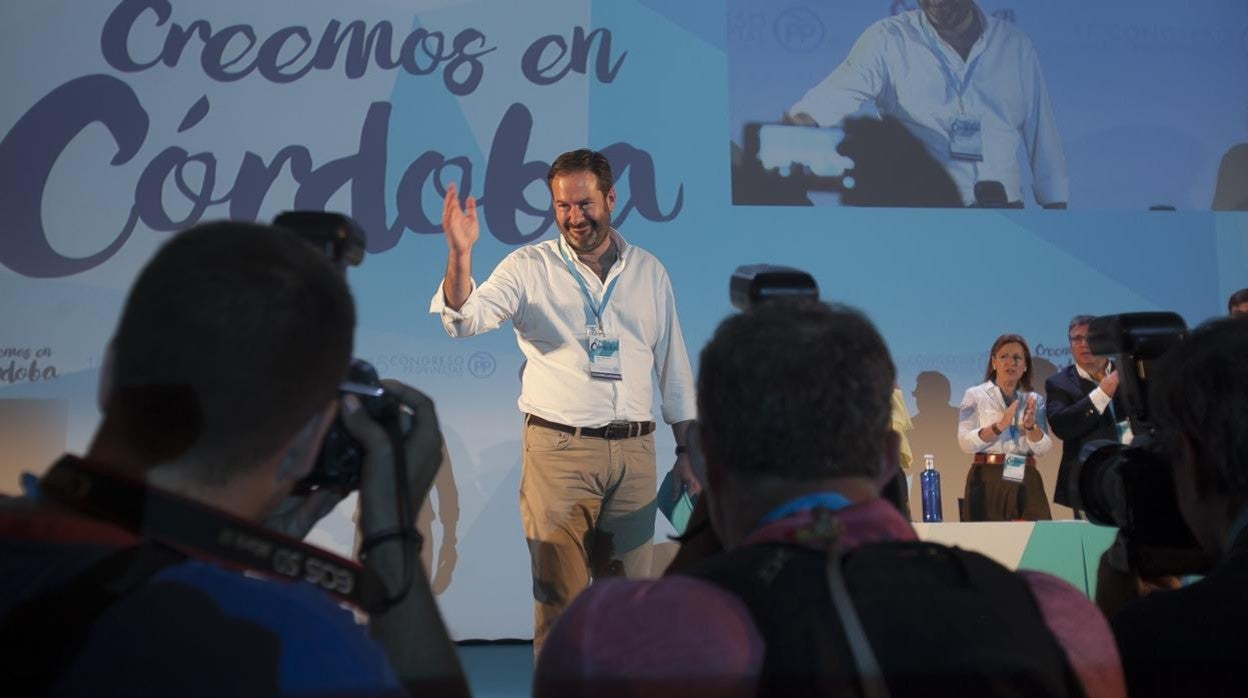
[107,221,355,483]
[546,149,614,196]
[1152,318,1248,494]
[1068,315,1097,334]
[1228,288,1248,314]
[697,301,896,481]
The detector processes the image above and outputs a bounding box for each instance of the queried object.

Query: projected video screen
[728,0,1248,210]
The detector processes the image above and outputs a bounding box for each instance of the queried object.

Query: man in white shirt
[429,149,697,653]
[788,0,1068,208]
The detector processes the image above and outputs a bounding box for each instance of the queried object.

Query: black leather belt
[526,414,655,440]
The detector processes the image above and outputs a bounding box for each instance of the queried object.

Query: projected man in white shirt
[429,149,697,653]
[788,0,1069,209]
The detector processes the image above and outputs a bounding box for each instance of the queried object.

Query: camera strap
[39,456,393,614]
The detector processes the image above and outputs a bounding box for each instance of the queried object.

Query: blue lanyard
[759,492,852,526]
[557,240,619,329]
[917,9,984,112]
[996,385,1025,446]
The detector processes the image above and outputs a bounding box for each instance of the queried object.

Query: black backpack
[683,540,1084,698]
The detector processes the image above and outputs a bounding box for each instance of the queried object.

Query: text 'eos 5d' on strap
[39,456,395,614]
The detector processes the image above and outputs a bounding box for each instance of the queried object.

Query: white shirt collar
[555,227,630,279]
[1074,361,1114,383]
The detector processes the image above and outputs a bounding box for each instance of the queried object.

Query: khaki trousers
[519,420,657,655]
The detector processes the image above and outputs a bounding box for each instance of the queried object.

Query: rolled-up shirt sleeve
[1022,43,1069,206]
[428,254,524,338]
[790,23,891,126]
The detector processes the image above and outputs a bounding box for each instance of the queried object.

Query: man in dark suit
[1044,315,1126,513]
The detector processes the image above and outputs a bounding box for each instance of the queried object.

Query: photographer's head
[91,222,355,518]
[696,301,897,547]
[1153,318,1248,556]
[1229,288,1248,318]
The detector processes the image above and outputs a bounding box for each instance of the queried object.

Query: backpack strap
[826,544,891,698]
[1,541,187,694]
[685,540,1085,698]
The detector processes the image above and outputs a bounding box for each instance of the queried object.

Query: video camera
[272,211,405,494]
[1069,312,1214,576]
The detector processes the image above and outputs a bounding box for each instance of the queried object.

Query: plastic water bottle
[921,454,943,522]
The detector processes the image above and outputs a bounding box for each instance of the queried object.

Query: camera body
[730,264,819,311]
[1070,312,1213,575]
[733,122,856,206]
[273,210,366,270]
[749,123,854,184]
[273,211,405,494]
[295,359,402,493]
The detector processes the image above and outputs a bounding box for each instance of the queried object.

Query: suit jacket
[1043,365,1124,507]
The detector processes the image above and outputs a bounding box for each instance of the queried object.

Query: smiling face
[551,170,616,253]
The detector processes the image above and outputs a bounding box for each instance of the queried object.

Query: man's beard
[925,1,974,33]
[560,215,611,253]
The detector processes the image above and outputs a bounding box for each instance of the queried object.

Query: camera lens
[1072,439,1126,526]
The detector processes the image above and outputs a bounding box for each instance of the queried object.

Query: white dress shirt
[429,229,696,428]
[957,381,1053,456]
[1075,362,1114,415]
[1075,362,1133,444]
[791,7,1068,206]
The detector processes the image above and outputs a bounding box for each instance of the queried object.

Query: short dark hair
[108,221,355,483]
[1068,315,1097,334]
[1229,288,1248,314]
[1153,318,1248,494]
[546,149,614,196]
[697,301,896,481]
[983,333,1034,392]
